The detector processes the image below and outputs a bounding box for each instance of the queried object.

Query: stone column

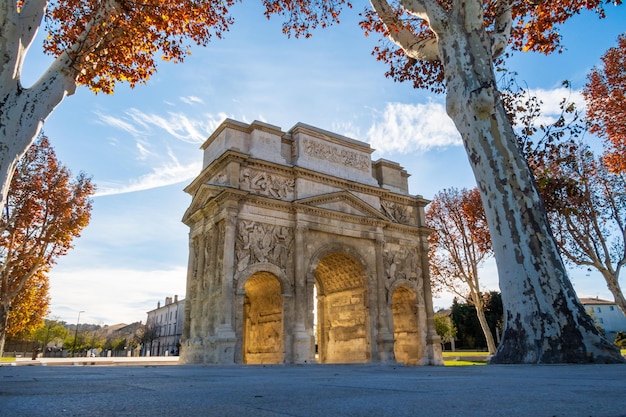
[194,232,206,336]
[317,294,326,363]
[182,233,197,341]
[234,290,247,364]
[180,231,201,364]
[282,292,294,364]
[216,210,238,364]
[292,224,311,363]
[306,278,317,362]
[375,235,396,363]
[418,234,443,365]
[201,225,216,337]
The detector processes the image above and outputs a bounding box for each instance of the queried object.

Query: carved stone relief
[302,138,370,172]
[240,167,294,200]
[215,222,224,288]
[381,201,410,224]
[189,236,201,301]
[210,170,229,185]
[235,221,294,273]
[383,245,425,305]
[383,247,421,283]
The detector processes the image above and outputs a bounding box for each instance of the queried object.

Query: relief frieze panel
[235,221,294,273]
[381,201,411,224]
[383,245,425,304]
[209,170,229,185]
[215,221,224,288]
[302,138,370,172]
[240,167,294,200]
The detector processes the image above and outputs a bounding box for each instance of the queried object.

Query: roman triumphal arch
[180,119,443,365]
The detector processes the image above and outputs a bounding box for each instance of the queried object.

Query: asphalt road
[1,362,625,417]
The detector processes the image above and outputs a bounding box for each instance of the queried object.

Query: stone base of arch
[180,120,443,366]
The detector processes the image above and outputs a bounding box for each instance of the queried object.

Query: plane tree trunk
[469,290,497,355]
[0,1,77,214]
[0,302,8,358]
[437,10,621,363]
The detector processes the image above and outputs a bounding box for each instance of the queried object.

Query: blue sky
[23,4,626,325]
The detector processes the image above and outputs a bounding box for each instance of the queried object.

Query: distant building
[145,295,185,356]
[580,297,626,342]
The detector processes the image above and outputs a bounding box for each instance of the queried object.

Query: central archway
[314,252,370,363]
[242,272,284,364]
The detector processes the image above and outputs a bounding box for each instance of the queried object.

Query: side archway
[391,285,421,365]
[241,271,284,364]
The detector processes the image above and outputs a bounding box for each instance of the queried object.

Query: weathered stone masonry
[180,119,443,365]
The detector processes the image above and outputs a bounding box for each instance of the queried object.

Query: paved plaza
[1,359,625,416]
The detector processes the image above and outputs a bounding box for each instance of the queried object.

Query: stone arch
[240,270,285,364]
[236,262,292,296]
[309,245,371,363]
[391,284,421,365]
[308,243,372,281]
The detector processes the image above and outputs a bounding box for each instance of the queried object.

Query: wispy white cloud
[366,102,461,154]
[135,140,153,160]
[180,96,204,105]
[98,108,230,145]
[367,87,585,156]
[512,87,585,127]
[92,110,232,196]
[95,112,145,137]
[331,121,363,142]
[126,109,208,144]
[95,159,201,197]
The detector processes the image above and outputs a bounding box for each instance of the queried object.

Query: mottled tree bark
[0,302,10,358]
[0,1,77,214]
[372,0,624,363]
[439,11,620,363]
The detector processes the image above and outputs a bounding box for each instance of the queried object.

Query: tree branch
[19,0,47,50]
[490,0,513,58]
[370,0,441,61]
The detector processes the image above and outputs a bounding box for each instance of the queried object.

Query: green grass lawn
[444,360,487,366]
[442,351,490,357]
[442,351,490,366]
[442,349,626,366]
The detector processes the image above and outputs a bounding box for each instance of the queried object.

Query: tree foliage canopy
[583,33,626,173]
[427,186,497,353]
[358,0,622,91]
[0,134,95,355]
[12,0,353,94]
[427,187,492,297]
[5,270,49,338]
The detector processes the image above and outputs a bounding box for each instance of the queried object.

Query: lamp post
[71,310,84,357]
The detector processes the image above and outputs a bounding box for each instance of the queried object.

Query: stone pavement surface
[1,359,625,417]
